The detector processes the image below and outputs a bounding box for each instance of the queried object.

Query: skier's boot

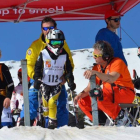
[48,119,57,129]
[19,117,35,126]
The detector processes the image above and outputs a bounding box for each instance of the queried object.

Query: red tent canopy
[0,0,139,22]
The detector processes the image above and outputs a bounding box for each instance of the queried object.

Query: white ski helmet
[46,29,65,56]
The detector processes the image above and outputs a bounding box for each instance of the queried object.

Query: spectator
[11,68,30,115]
[74,41,135,126]
[10,68,31,126]
[95,9,127,65]
[1,107,14,128]
[0,50,14,127]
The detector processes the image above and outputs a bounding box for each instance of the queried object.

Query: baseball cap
[105,9,122,19]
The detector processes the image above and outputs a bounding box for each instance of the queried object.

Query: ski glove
[68,82,76,91]
[65,72,76,91]
[34,79,43,90]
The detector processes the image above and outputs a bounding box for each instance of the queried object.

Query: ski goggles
[110,17,121,22]
[42,26,54,31]
[93,52,102,58]
[50,40,64,46]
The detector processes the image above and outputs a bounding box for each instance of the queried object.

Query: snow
[1,48,140,140]
[0,126,140,140]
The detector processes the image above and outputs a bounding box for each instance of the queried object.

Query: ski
[89,75,99,126]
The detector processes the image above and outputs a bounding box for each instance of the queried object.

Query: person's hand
[138,47,140,58]
[60,75,66,85]
[68,82,76,91]
[3,98,10,108]
[84,70,96,79]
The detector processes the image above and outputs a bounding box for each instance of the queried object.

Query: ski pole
[70,90,78,124]
[38,89,42,124]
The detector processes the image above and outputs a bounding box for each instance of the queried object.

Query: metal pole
[21,59,30,126]
[89,75,99,126]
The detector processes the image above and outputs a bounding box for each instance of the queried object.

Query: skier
[34,29,76,129]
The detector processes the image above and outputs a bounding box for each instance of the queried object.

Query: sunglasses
[42,26,54,31]
[50,40,64,46]
[93,52,102,58]
[110,17,121,22]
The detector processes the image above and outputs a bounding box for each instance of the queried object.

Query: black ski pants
[0,95,5,127]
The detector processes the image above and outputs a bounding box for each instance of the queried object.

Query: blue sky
[0,4,140,61]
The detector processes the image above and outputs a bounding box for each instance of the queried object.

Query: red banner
[0,0,139,22]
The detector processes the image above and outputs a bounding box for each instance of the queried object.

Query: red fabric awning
[0,0,139,22]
